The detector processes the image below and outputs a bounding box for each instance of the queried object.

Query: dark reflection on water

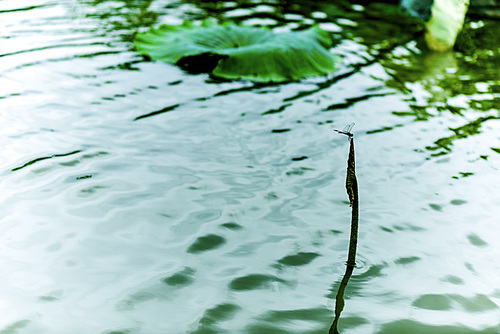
[1,0,500,333]
[329,265,354,334]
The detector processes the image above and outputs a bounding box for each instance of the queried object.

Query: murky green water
[1,1,499,333]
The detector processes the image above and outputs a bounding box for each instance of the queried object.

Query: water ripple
[1,1,499,333]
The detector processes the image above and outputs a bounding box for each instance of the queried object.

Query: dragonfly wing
[343,122,355,133]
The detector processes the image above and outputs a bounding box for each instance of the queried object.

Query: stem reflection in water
[330,265,355,334]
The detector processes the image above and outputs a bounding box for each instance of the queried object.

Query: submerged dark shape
[401,0,469,51]
[133,21,338,83]
[401,0,434,21]
[468,0,500,19]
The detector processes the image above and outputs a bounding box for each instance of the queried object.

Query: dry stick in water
[329,124,359,334]
[345,135,359,266]
[333,123,359,266]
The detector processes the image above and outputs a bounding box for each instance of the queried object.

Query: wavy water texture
[0,0,499,333]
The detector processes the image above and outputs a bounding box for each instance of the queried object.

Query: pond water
[1,0,500,333]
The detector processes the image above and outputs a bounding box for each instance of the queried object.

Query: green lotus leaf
[134,22,338,82]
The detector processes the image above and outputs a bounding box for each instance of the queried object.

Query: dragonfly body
[334,123,355,139]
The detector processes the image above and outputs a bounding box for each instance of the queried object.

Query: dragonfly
[334,122,355,139]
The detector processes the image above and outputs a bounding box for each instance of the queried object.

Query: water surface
[1,1,499,333]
